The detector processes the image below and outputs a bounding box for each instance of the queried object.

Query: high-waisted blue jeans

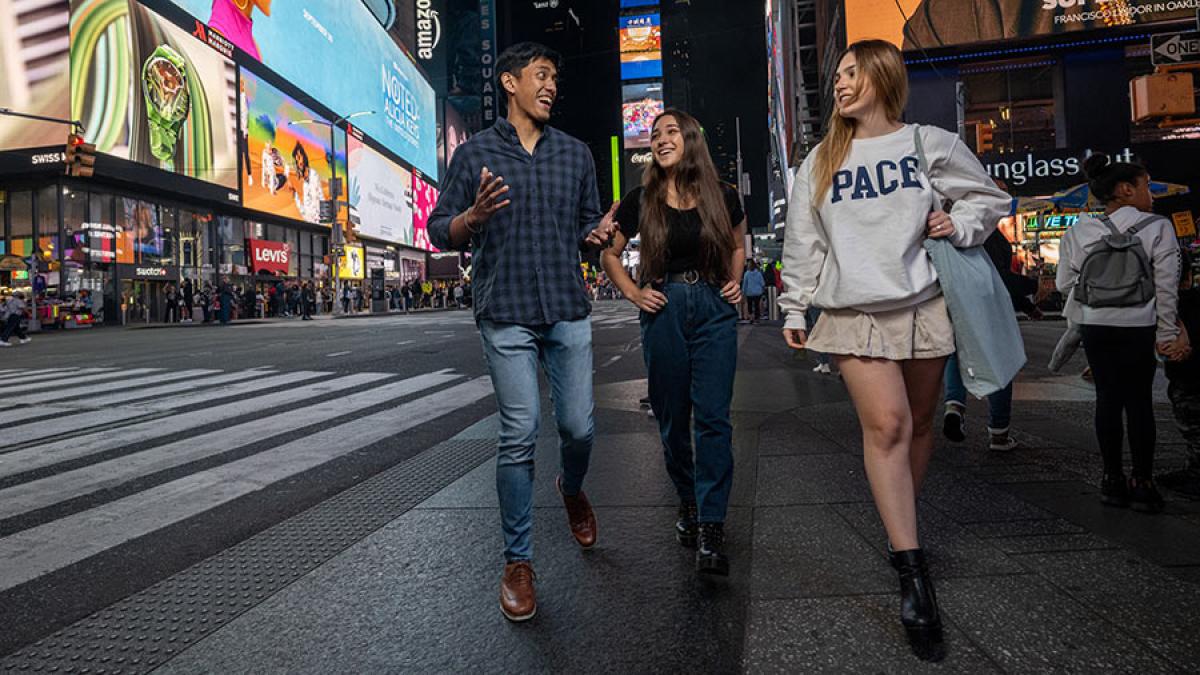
[641,281,738,523]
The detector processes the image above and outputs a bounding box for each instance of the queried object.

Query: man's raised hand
[465,166,511,231]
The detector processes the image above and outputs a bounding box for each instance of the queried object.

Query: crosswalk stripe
[0,376,494,593]
[10,369,221,404]
[0,368,162,394]
[0,369,294,436]
[0,372,396,478]
[130,370,332,413]
[0,368,26,376]
[0,371,464,520]
[72,368,277,407]
[0,367,99,387]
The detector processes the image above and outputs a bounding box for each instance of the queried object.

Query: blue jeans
[479,317,595,562]
[944,353,1013,430]
[641,282,738,523]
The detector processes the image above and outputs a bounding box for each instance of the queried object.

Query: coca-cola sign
[248,239,290,275]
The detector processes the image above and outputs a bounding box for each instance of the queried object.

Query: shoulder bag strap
[1096,214,1123,237]
[1125,213,1168,236]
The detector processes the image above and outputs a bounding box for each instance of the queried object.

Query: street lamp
[290,111,373,314]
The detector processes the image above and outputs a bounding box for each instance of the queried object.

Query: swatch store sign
[248,239,290,275]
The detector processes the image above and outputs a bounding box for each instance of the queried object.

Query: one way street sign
[1152,32,1200,66]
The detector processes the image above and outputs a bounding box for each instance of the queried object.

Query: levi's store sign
[248,239,290,274]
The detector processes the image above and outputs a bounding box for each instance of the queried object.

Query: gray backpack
[1075,214,1162,308]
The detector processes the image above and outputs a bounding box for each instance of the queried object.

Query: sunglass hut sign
[984,148,1135,188]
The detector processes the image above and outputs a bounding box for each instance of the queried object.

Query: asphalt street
[2,308,1199,673]
[0,304,646,656]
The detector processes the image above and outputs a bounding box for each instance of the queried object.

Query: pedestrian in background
[742,260,765,324]
[780,40,1010,661]
[164,284,179,323]
[181,278,194,323]
[428,41,617,623]
[0,291,31,346]
[1163,249,1200,496]
[1057,152,1184,514]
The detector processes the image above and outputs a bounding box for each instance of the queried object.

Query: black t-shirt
[1166,287,1200,383]
[614,184,744,275]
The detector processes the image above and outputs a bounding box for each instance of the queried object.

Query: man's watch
[141,44,192,161]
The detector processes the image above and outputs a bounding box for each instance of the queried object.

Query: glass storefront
[2,177,340,326]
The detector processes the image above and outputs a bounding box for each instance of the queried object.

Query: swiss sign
[1152,32,1200,65]
[248,239,290,275]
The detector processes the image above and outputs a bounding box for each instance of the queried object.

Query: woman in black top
[601,109,747,576]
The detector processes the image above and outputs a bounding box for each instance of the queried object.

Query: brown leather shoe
[499,561,536,622]
[557,475,598,549]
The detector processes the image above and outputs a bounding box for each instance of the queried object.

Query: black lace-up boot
[893,548,945,662]
[696,522,729,576]
[676,501,698,548]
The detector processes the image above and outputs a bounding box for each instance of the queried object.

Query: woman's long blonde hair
[813,40,909,203]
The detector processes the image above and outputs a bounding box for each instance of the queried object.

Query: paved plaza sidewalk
[8,322,1200,673]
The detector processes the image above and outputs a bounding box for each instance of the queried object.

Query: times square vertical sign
[481,0,497,124]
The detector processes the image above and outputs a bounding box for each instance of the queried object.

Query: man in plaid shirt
[428,42,619,623]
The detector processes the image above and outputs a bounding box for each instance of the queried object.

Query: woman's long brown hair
[813,40,908,203]
[639,109,736,285]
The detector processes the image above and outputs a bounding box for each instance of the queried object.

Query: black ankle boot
[893,548,945,662]
[886,541,899,570]
[676,502,698,548]
[696,522,729,576]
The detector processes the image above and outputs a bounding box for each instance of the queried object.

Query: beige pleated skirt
[807,294,955,361]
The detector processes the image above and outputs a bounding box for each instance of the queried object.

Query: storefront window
[286,228,299,277]
[961,58,1058,155]
[218,215,246,275]
[9,190,33,257]
[120,198,170,266]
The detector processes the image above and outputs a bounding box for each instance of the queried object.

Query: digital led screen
[165,0,438,179]
[348,136,414,246]
[438,101,470,181]
[0,2,70,151]
[411,175,440,253]
[847,0,1195,51]
[622,82,664,149]
[69,0,238,188]
[240,68,347,225]
[620,13,662,80]
[621,0,659,7]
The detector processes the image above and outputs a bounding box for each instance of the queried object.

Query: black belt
[664,270,702,285]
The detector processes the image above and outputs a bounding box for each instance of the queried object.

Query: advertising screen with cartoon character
[338,243,366,280]
[165,0,438,179]
[68,0,238,188]
[848,0,1195,51]
[240,68,346,225]
[619,13,662,80]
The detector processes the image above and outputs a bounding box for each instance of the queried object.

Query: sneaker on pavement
[499,561,536,622]
[1128,478,1165,514]
[557,475,598,548]
[0,341,10,347]
[1100,473,1130,508]
[18,337,30,344]
[942,404,966,443]
[987,427,1019,452]
[639,396,651,409]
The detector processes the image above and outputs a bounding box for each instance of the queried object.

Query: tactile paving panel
[0,437,496,673]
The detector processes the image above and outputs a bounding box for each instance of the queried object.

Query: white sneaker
[18,338,30,344]
[0,341,10,347]
[819,363,832,374]
[812,364,825,373]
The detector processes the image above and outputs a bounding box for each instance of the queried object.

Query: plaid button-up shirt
[428,117,602,326]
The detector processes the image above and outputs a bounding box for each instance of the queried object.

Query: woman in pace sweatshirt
[1056,153,1185,514]
[779,40,1009,662]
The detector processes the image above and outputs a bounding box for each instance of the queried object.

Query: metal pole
[329,121,340,314]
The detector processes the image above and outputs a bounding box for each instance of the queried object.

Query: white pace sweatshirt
[780,124,1011,331]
